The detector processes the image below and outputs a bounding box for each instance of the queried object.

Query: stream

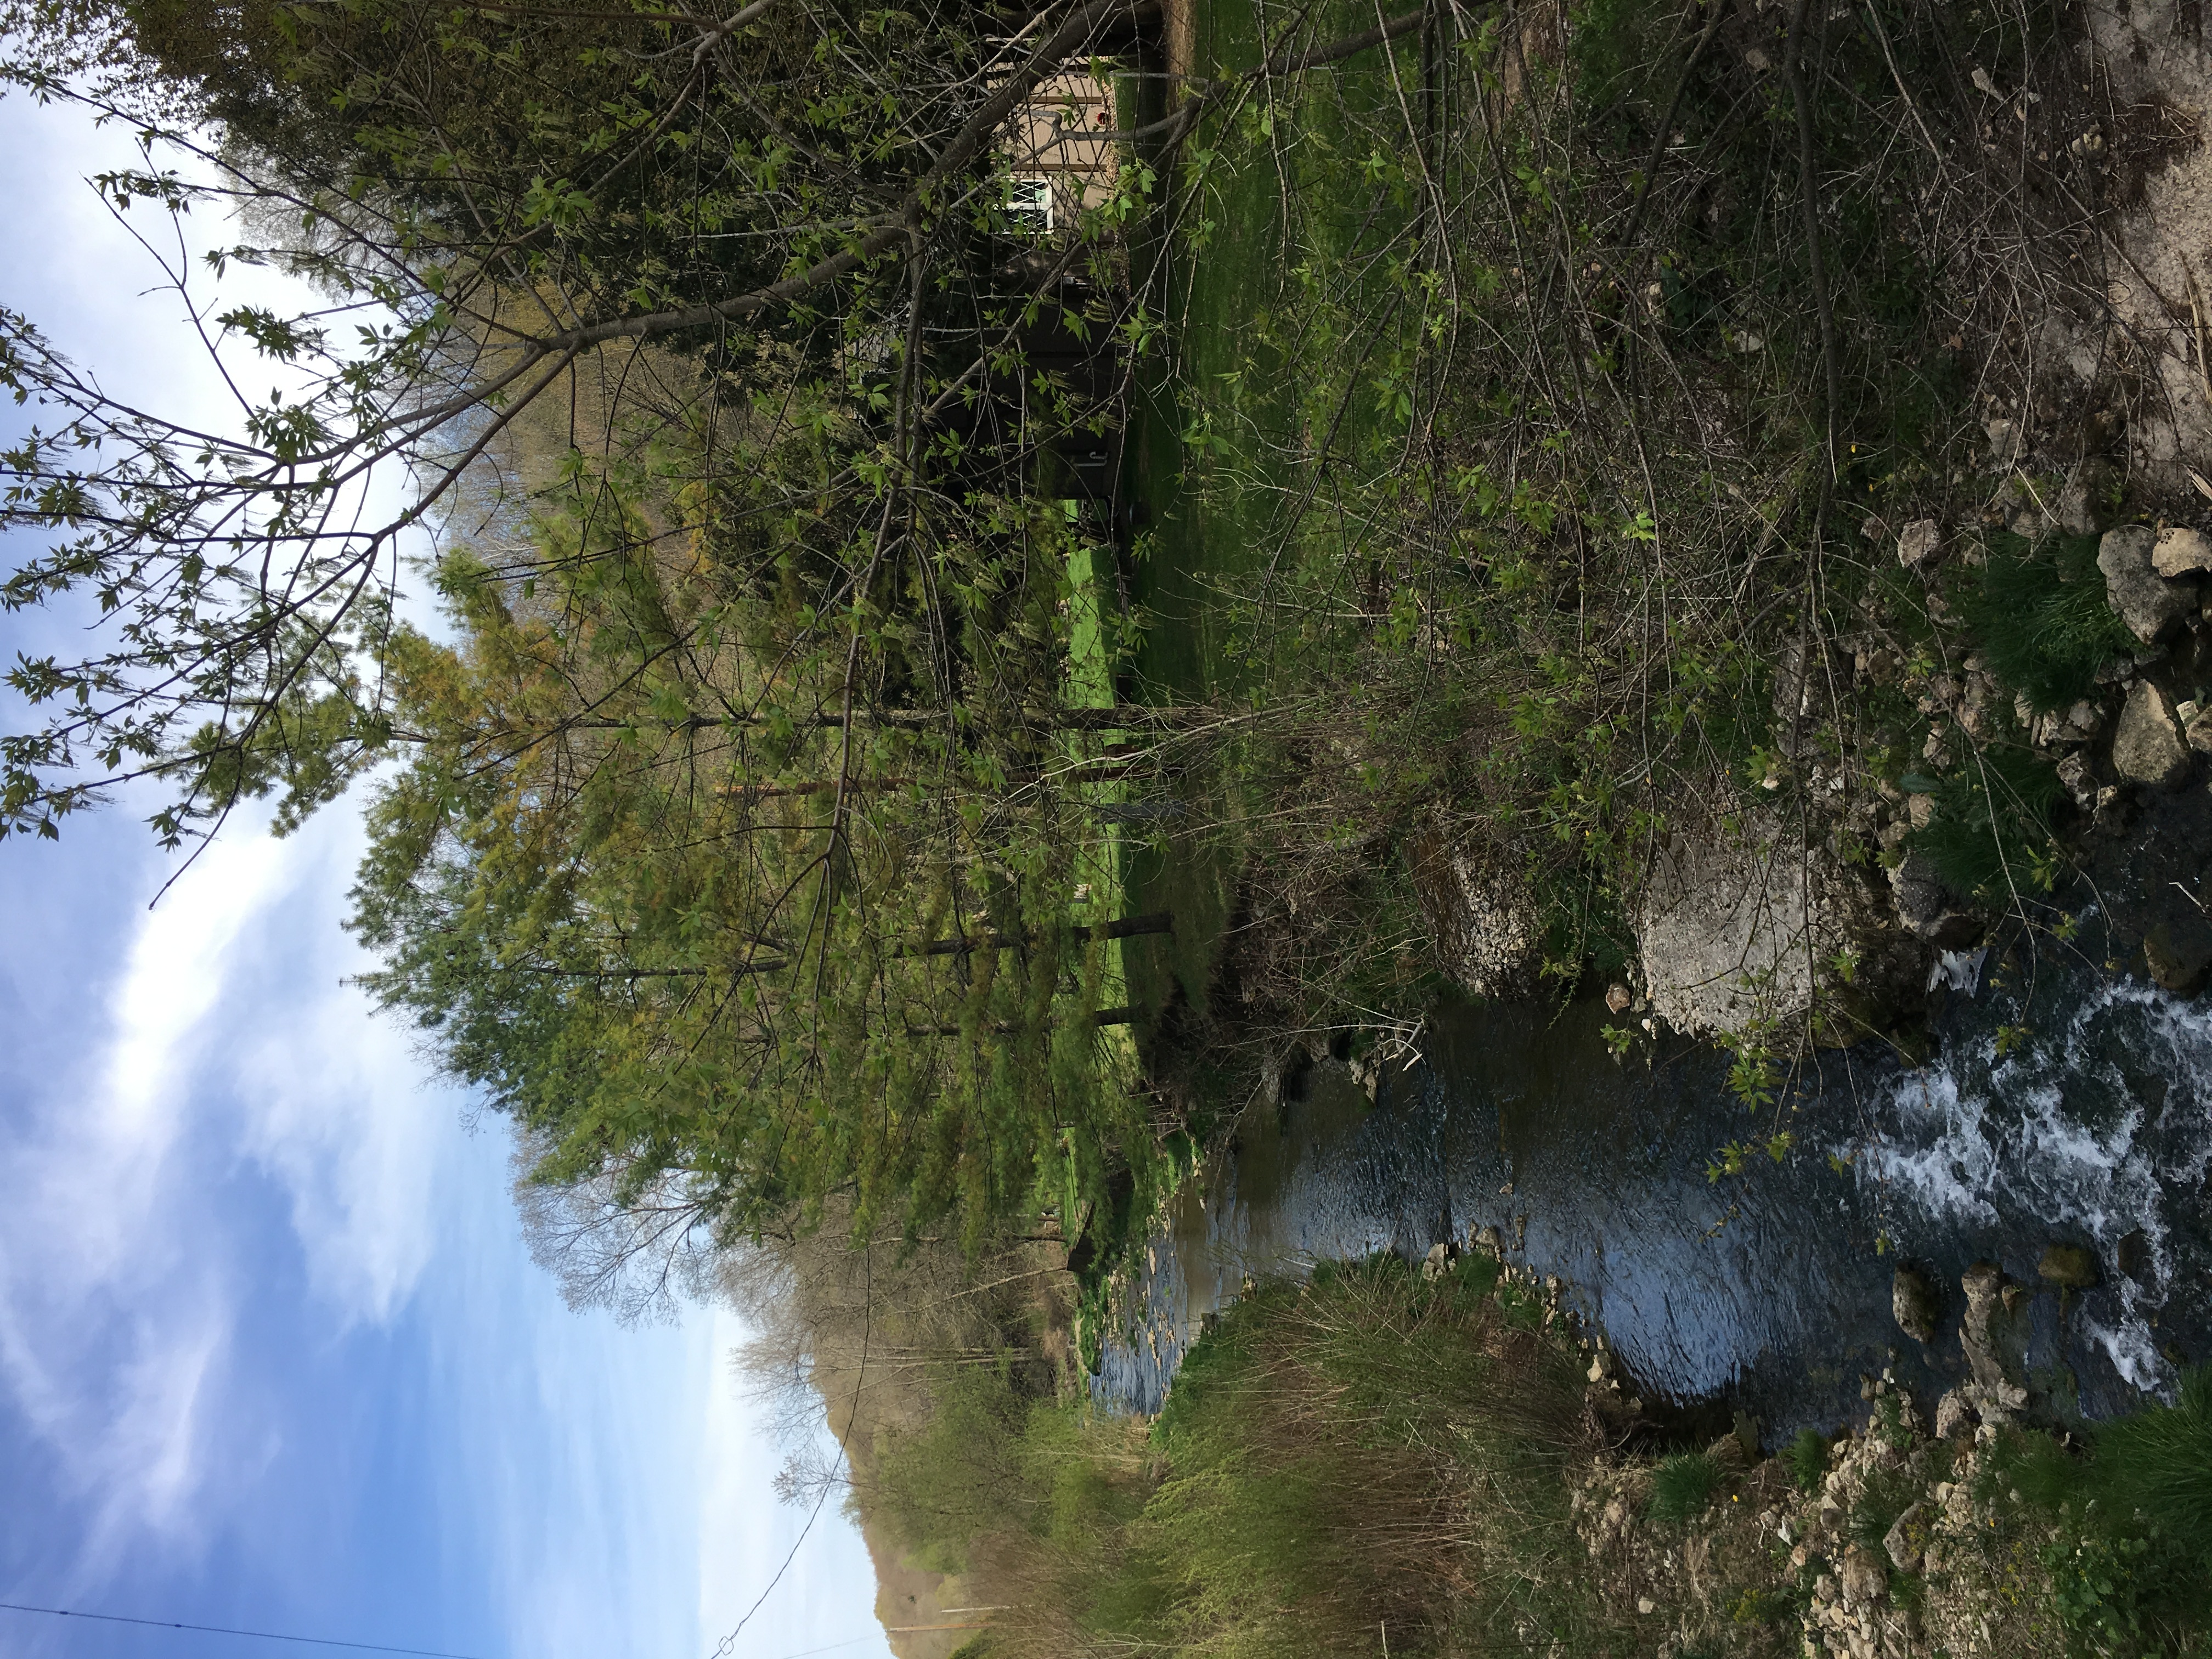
[1096,941,2212,1437]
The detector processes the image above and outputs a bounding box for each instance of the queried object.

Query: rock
[1422,1241,1449,1281]
[2193,716,2212,758]
[2100,526,2196,643]
[2112,681,2192,789]
[2118,1227,2153,1284]
[1934,1389,1976,1442]
[1897,519,1943,570]
[1892,1264,1942,1343]
[2061,460,2116,535]
[1984,417,2024,470]
[2056,751,2097,810]
[2153,526,2212,576]
[2036,697,2106,747]
[2145,918,2212,993]
[1959,1261,2028,1395]
[1839,1543,1889,1606]
[1605,981,1632,1013]
[1409,830,1540,998]
[1883,1500,1932,1575]
[1471,1223,1503,1259]
[1637,817,1829,1039]
[2039,1242,2099,1288]
[1888,849,1948,934]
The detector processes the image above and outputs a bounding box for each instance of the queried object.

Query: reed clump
[870,1252,1629,1657]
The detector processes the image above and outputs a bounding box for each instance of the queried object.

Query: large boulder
[1838,1543,1889,1606]
[1638,821,1832,1038]
[2112,680,2192,789]
[2145,917,2212,993]
[1883,1500,1933,1575]
[1409,830,1539,998]
[1892,1263,1942,1344]
[2099,526,2196,642]
[1959,1261,2029,1396]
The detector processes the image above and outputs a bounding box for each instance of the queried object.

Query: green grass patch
[1649,1451,1725,1523]
[1955,531,2138,714]
[1786,1426,1831,1494]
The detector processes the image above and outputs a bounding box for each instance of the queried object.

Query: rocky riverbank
[1548,1239,2211,1659]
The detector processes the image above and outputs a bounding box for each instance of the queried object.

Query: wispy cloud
[0,815,427,1571]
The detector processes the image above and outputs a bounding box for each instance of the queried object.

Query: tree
[0,0,1418,1248]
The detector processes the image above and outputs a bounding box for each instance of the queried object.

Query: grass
[1956,531,2140,715]
[1648,1452,1725,1523]
[1786,1426,1830,1494]
[871,1252,1629,1656]
[1982,1369,2212,1649]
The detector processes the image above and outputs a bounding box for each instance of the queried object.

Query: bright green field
[1114,0,1426,1039]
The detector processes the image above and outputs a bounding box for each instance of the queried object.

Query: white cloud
[226,817,453,1328]
[0,812,417,1568]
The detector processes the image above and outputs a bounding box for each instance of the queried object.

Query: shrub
[1649,1452,1725,1522]
[1905,744,2063,900]
[1957,531,2137,714]
[2093,1365,2212,1542]
[1847,1464,1922,1552]
[1786,1427,1830,1494]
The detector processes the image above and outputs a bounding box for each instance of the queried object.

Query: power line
[0,1601,481,1659]
[0,1599,889,1659]
[706,1244,872,1659]
[758,1638,883,1659]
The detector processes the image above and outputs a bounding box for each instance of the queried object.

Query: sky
[0,82,894,1659]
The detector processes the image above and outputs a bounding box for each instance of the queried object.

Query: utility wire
[706,1243,872,1659]
[0,1601,479,1659]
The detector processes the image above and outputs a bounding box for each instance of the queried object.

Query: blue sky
[0,88,893,1659]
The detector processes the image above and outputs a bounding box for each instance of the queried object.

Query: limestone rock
[2112,680,2192,789]
[2038,1242,2099,1289]
[1892,1263,1942,1344]
[1636,819,1829,1039]
[2100,526,2196,642]
[2153,525,2212,575]
[1838,1543,1889,1606]
[1883,1500,1932,1575]
[1959,1261,2028,1395]
[2056,750,2097,809]
[1410,830,1538,998]
[2061,460,2115,534]
[2145,918,2212,993]
[1897,518,1943,571]
[1933,1389,1976,1442]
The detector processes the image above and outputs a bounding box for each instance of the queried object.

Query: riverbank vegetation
[838,1250,2212,1657]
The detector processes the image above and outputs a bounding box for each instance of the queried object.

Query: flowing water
[1097,944,2212,1436]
